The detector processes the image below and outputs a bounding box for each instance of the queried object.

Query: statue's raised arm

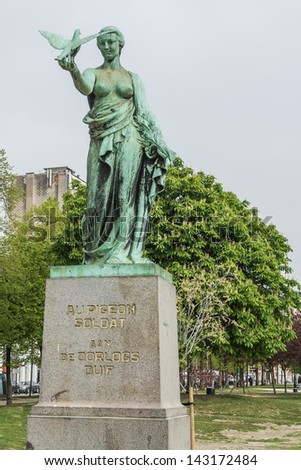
[42,26,176,265]
[40,29,97,95]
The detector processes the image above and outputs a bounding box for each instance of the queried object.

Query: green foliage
[1,198,62,352]
[51,180,86,265]
[145,158,301,361]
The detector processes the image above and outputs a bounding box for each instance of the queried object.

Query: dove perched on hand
[39,28,99,61]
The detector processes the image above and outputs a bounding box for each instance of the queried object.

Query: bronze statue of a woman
[56,26,175,264]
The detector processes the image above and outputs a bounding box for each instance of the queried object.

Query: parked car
[19,381,40,394]
[31,382,40,394]
[12,381,20,394]
[19,382,30,394]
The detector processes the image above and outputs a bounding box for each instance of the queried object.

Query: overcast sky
[1,0,300,282]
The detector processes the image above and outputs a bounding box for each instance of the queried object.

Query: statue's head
[97,26,125,56]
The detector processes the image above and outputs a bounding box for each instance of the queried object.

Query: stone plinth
[27,265,190,450]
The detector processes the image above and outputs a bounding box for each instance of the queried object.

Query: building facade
[14,166,85,217]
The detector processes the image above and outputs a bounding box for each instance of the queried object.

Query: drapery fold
[82,72,175,264]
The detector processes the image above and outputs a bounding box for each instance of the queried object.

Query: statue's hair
[97,26,125,52]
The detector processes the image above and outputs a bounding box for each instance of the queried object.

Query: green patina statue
[42,26,175,265]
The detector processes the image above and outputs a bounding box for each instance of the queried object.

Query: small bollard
[182,387,195,449]
[189,386,195,450]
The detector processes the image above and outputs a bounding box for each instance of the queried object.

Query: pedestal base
[27,266,190,450]
[27,406,189,450]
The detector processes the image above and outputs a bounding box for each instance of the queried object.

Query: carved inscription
[60,349,141,375]
[90,339,111,348]
[67,304,136,315]
[67,303,136,330]
[61,303,141,376]
[85,365,114,375]
[74,318,126,329]
[78,351,140,362]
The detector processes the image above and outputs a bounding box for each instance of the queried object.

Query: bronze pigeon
[39,28,99,61]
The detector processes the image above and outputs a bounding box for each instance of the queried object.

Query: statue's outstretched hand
[58,47,80,71]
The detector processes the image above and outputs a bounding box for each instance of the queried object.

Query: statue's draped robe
[82,72,175,264]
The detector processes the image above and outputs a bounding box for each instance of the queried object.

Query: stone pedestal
[27,264,190,450]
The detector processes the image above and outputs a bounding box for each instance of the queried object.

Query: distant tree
[271,310,301,392]
[0,150,21,226]
[0,151,22,404]
[1,193,61,404]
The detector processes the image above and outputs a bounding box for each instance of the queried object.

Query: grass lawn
[0,400,35,450]
[189,387,301,450]
[1,390,301,449]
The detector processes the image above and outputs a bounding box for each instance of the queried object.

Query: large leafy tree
[145,158,300,364]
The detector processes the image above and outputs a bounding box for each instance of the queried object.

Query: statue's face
[98,33,120,61]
